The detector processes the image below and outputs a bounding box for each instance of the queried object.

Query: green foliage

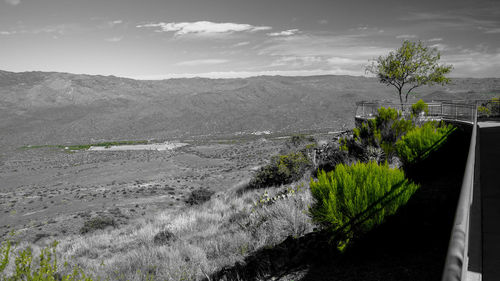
[395,122,456,165]
[0,240,94,281]
[411,99,429,116]
[305,143,317,150]
[366,40,453,107]
[309,161,419,251]
[284,134,316,153]
[375,107,414,145]
[338,137,349,152]
[80,216,116,234]
[0,241,10,273]
[249,152,311,189]
[478,97,500,118]
[352,107,414,158]
[478,105,491,116]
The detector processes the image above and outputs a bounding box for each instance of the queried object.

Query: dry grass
[51,181,314,281]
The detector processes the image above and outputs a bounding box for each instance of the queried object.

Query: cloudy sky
[1,0,499,79]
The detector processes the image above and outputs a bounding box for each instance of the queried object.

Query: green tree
[366,40,452,108]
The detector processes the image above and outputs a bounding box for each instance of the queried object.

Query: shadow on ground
[209,127,471,281]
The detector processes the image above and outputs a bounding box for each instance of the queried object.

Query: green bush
[0,240,94,281]
[478,105,491,117]
[309,161,419,251]
[478,97,500,118]
[411,99,429,116]
[395,121,455,165]
[249,152,311,188]
[352,107,414,158]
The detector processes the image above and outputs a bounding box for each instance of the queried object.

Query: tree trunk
[398,89,404,111]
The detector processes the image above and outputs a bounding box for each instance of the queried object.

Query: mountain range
[1,70,499,149]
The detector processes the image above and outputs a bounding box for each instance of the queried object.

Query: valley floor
[0,137,286,242]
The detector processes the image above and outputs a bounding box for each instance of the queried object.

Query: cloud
[4,0,20,6]
[105,36,123,42]
[256,33,395,76]
[0,23,84,37]
[402,6,500,34]
[132,69,364,80]
[107,20,123,28]
[137,21,271,36]
[270,56,323,67]
[427,38,443,42]
[479,27,500,34]
[267,29,300,37]
[259,33,391,63]
[396,34,417,39]
[318,19,328,25]
[232,41,250,47]
[326,57,367,65]
[176,59,229,66]
[429,43,448,51]
[443,48,500,78]
[354,25,384,34]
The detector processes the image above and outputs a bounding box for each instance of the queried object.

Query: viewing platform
[355,100,500,281]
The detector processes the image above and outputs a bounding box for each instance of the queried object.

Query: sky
[1,0,499,79]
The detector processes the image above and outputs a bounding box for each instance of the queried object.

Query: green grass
[309,161,419,251]
[19,140,149,151]
[0,241,95,281]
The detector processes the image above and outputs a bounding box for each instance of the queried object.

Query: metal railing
[441,104,478,281]
[441,103,477,123]
[355,101,476,124]
[355,100,480,280]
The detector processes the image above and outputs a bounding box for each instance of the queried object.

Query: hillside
[1,70,499,149]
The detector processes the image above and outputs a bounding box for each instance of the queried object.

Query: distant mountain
[1,70,499,148]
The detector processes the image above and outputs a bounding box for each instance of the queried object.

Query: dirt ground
[0,137,289,243]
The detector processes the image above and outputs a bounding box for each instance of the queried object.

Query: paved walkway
[478,122,500,281]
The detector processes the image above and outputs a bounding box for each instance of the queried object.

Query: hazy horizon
[1,0,500,79]
[3,68,500,81]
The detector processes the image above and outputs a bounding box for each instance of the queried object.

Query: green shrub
[377,107,414,145]
[80,216,116,234]
[395,122,455,165]
[352,107,414,158]
[478,97,500,118]
[309,161,419,251]
[249,152,311,188]
[0,240,94,281]
[478,105,491,117]
[411,99,429,116]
